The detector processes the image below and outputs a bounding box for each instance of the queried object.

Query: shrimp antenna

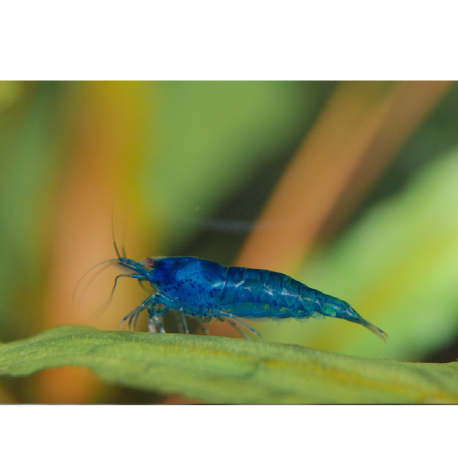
[111,207,123,260]
[121,223,127,259]
[73,259,119,309]
[91,273,136,319]
[138,279,152,293]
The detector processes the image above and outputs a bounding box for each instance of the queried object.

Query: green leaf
[0,325,457,404]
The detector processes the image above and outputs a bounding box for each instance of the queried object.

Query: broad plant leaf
[0,326,457,404]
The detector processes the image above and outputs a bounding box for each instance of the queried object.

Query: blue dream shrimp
[94,244,387,342]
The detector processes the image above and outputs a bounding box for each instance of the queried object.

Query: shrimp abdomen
[218,267,315,319]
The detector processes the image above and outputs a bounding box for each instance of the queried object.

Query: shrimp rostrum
[97,249,387,342]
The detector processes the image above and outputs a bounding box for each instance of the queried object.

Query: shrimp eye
[144,257,155,268]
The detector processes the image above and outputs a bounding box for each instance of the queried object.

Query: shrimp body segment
[111,256,387,342]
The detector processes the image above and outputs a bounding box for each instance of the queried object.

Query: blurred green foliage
[142,81,335,251]
[0,82,74,339]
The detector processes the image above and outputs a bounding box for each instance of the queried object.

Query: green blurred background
[1,81,458,404]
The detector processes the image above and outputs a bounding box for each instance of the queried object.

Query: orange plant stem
[236,81,452,274]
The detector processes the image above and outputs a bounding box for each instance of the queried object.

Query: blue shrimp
[100,249,388,342]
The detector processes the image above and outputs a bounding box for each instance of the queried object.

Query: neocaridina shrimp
[89,241,387,342]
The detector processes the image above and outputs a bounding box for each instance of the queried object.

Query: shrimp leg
[120,294,169,332]
[147,304,169,333]
[179,308,190,334]
[216,311,262,341]
[196,318,209,336]
[226,319,250,340]
[147,293,189,334]
[119,297,149,331]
